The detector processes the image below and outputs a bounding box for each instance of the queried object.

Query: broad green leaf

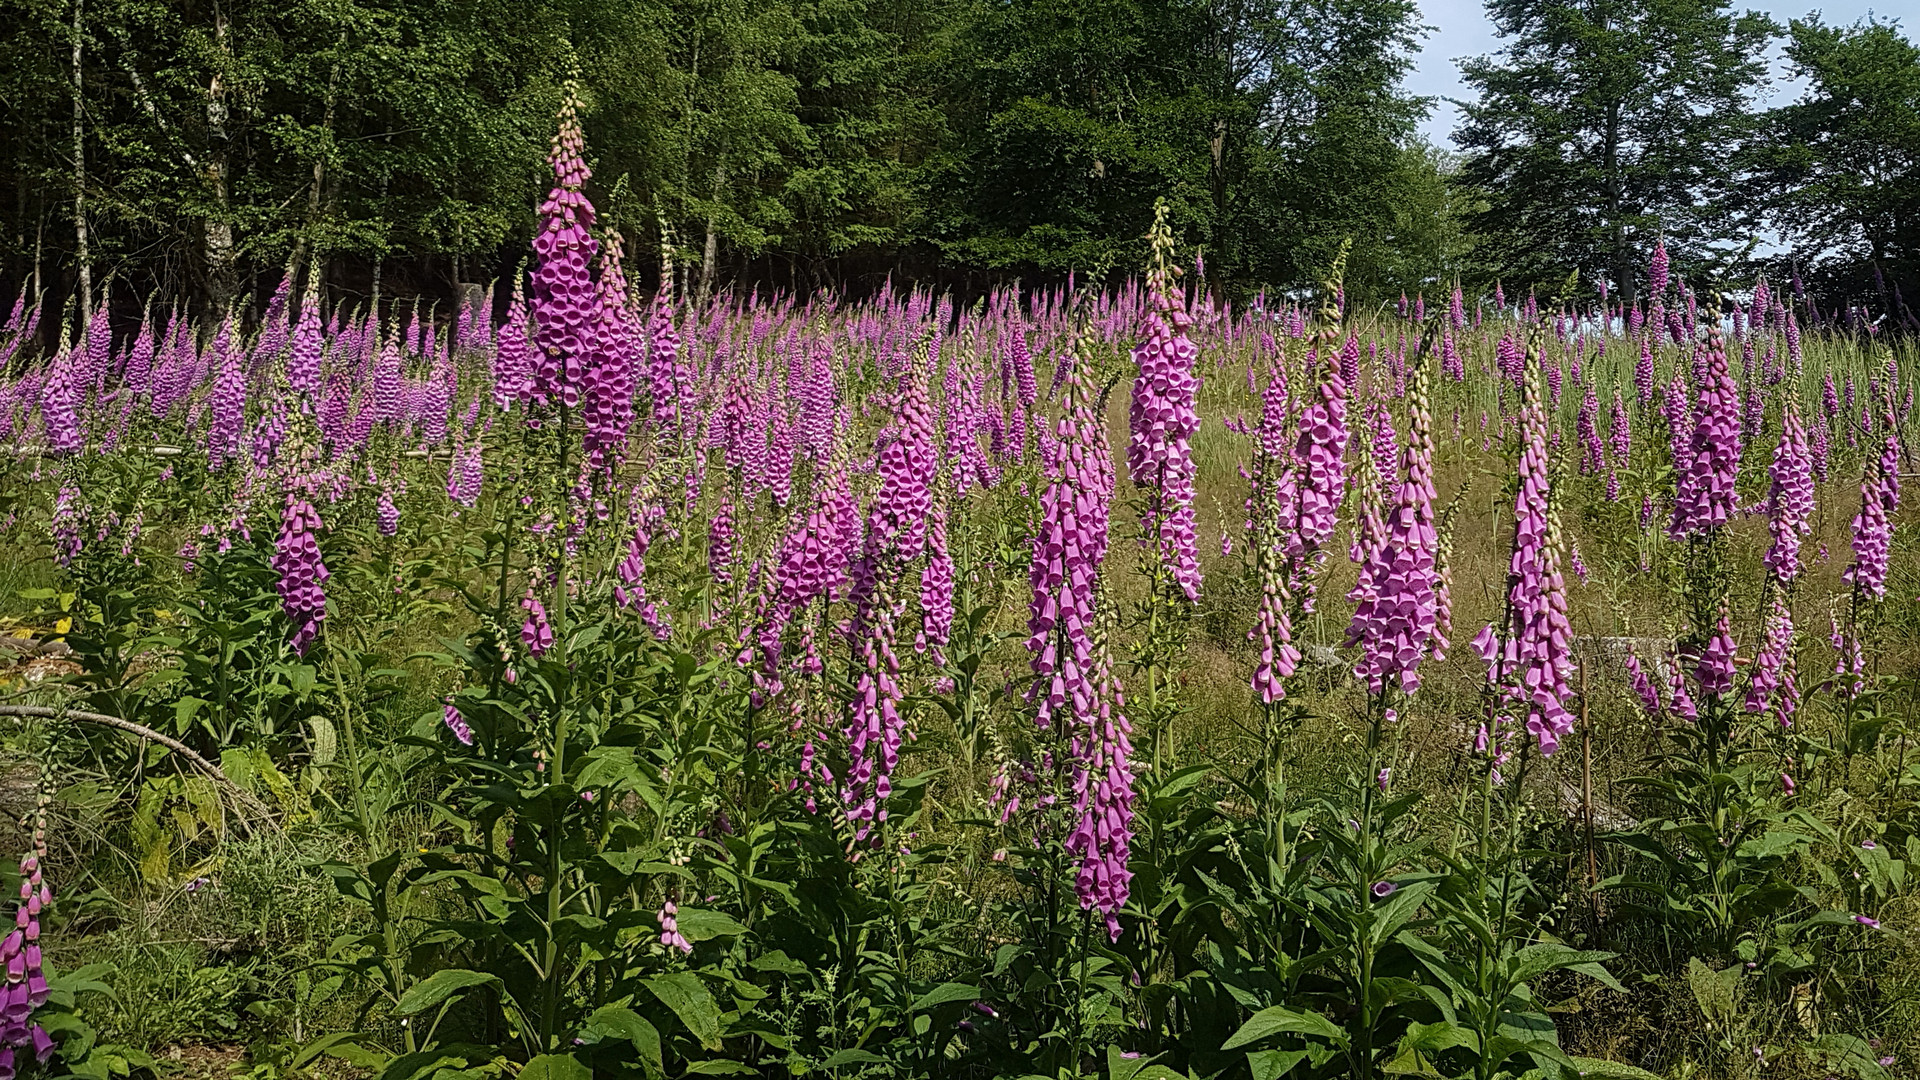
[519,1054,589,1080]
[583,1006,663,1074]
[673,908,748,942]
[909,982,979,1012]
[395,970,501,1016]
[1246,1049,1309,1080]
[1565,1057,1666,1080]
[644,973,723,1051]
[1222,1006,1345,1050]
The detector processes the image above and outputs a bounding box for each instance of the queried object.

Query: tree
[1455,0,1776,302]
[1752,17,1920,314]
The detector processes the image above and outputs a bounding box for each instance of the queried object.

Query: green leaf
[1684,956,1740,1025]
[1222,1006,1346,1050]
[682,1062,756,1076]
[673,908,748,942]
[1505,943,1619,989]
[583,1006,662,1074]
[518,1054,589,1080]
[1564,1057,1666,1080]
[1246,1049,1309,1080]
[644,972,723,1051]
[820,1048,888,1067]
[395,970,500,1016]
[909,982,979,1012]
[1399,1021,1478,1054]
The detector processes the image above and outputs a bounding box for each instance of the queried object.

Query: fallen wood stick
[0,704,278,826]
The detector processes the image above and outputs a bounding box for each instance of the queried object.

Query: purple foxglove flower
[708,494,736,585]
[917,502,955,662]
[1027,360,1136,937]
[39,350,83,456]
[1625,651,1663,716]
[1670,329,1741,536]
[1696,612,1737,697]
[647,293,686,434]
[1128,222,1203,601]
[494,282,534,409]
[1481,336,1576,754]
[520,590,553,657]
[1666,649,1699,722]
[442,701,474,745]
[528,83,598,408]
[1844,423,1900,599]
[376,489,400,537]
[1345,363,1442,694]
[1745,595,1797,725]
[1577,383,1604,475]
[1764,406,1814,580]
[271,495,330,656]
[581,233,638,461]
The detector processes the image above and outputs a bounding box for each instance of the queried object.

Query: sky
[1407,0,1904,146]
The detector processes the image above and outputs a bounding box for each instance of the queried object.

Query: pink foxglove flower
[1671,329,1741,536]
[1745,596,1797,725]
[1764,405,1814,580]
[520,589,554,657]
[442,701,474,746]
[917,502,955,662]
[1480,338,1576,755]
[581,233,638,461]
[1695,611,1737,698]
[1027,359,1135,937]
[1128,217,1203,601]
[1249,366,1300,702]
[528,83,598,408]
[1346,362,1443,694]
[1843,416,1900,599]
[272,495,330,656]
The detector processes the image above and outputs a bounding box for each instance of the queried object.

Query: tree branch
[0,704,278,826]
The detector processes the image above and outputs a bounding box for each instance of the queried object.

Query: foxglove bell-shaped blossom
[1345,361,1443,694]
[528,84,598,408]
[1844,421,1901,599]
[1671,330,1741,536]
[1128,225,1203,601]
[272,495,329,655]
[1480,340,1576,755]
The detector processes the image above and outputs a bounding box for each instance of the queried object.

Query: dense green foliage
[0,0,1448,310]
[6,0,1912,318]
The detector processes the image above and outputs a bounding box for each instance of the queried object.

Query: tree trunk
[289,50,343,284]
[71,0,91,329]
[1605,98,1630,310]
[371,174,389,317]
[203,0,236,322]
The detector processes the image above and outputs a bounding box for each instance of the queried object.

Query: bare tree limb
[0,704,278,826]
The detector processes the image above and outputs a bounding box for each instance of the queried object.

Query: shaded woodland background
[0,0,1915,325]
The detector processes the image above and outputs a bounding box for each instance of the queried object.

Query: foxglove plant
[528,81,598,410]
[840,364,936,844]
[0,849,53,1080]
[1026,347,1134,938]
[1671,329,1741,537]
[1475,331,1576,757]
[1765,403,1815,580]
[1843,412,1900,601]
[1745,596,1798,725]
[1345,356,1443,694]
[582,234,638,461]
[1249,365,1300,703]
[272,494,330,655]
[1127,200,1203,602]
